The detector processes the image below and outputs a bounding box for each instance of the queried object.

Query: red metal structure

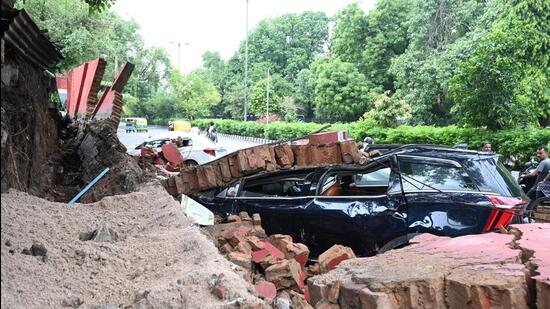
[59,58,134,127]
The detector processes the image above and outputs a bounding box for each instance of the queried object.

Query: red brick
[265,260,291,282]
[227,154,241,178]
[247,236,265,251]
[311,144,342,166]
[223,226,251,240]
[196,167,208,190]
[235,240,252,255]
[292,145,312,167]
[339,141,361,164]
[218,157,233,182]
[274,144,295,168]
[252,249,269,263]
[309,130,350,146]
[203,165,218,188]
[263,241,285,259]
[289,258,307,289]
[326,281,341,303]
[255,281,277,299]
[228,252,252,270]
[319,245,356,273]
[212,284,228,300]
[219,243,233,254]
[237,150,250,172]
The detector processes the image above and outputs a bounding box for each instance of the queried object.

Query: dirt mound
[308,225,550,308]
[1,183,264,308]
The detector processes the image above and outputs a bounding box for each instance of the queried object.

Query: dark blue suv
[195,145,527,257]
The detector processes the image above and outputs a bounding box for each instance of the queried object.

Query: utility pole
[266,68,270,124]
[177,42,181,72]
[243,0,249,121]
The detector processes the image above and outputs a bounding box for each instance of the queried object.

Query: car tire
[378,233,420,254]
[185,160,199,167]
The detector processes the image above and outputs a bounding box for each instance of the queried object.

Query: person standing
[521,146,550,207]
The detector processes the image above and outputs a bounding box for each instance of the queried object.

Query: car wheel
[378,233,419,254]
[185,160,199,167]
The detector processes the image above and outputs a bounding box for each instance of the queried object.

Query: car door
[303,157,408,257]
[396,155,489,237]
[232,170,322,243]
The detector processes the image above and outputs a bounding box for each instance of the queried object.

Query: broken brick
[235,240,252,255]
[339,140,360,164]
[265,260,291,280]
[326,281,341,304]
[319,245,356,273]
[227,215,241,223]
[247,236,265,251]
[219,243,233,254]
[228,252,252,270]
[239,211,252,221]
[289,258,307,289]
[222,226,251,240]
[263,241,285,259]
[252,213,262,226]
[255,281,277,299]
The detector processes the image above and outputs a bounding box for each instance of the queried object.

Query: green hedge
[192,119,549,166]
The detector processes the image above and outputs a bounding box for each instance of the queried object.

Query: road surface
[117,125,260,154]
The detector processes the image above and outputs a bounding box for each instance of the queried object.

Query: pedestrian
[520,146,550,209]
[207,122,218,143]
[481,141,493,152]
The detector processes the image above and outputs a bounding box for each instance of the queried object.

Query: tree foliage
[309,58,371,122]
[449,0,550,129]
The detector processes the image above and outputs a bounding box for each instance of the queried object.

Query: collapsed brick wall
[57,120,150,202]
[162,140,372,196]
[1,46,61,198]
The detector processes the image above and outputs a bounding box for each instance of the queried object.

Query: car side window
[319,165,393,197]
[398,160,477,192]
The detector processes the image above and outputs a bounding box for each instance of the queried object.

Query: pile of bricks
[207,212,356,307]
[534,205,550,222]
[162,132,379,196]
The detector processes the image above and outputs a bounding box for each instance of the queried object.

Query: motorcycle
[518,159,538,195]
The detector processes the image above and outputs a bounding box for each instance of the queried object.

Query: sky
[113,0,377,73]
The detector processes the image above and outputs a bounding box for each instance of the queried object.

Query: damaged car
[194,145,528,258]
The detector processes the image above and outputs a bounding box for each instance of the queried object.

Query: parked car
[128,132,226,166]
[194,145,528,258]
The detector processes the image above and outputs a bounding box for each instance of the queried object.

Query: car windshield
[398,160,478,192]
[464,159,523,198]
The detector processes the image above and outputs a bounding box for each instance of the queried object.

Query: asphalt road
[116,125,260,154]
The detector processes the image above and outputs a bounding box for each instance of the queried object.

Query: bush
[191,118,549,165]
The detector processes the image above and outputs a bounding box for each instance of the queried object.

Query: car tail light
[203,148,216,156]
[483,195,527,232]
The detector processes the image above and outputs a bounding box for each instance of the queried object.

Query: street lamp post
[244,0,249,121]
[266,68,270,124]
[168,41,189,72]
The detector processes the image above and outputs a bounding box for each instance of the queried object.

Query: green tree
[249,74,294,119]
[364,91,412,127]
[449,0,550,129]
[170,71,221,119]
[309,58,371,122]
[389,0,493,124]
[331,1,411,91]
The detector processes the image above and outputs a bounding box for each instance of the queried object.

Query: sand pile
[1,183,263,308]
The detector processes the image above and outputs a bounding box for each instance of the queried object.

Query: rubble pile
[307,224,550,309]
[205,212,357,307]
[55,119,150,202]
[162,136,380,196]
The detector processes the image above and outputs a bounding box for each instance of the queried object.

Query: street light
[266,68,270,124]
[168,41,190,72]
[244,0,249,121]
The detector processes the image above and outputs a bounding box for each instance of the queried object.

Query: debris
[21,243,47,257]
[318,245,356,273]
[61,296,83,308]
[255,281,277,299]
[180,194,214,226]
[68,167,110,205]
[92,222,117,243]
